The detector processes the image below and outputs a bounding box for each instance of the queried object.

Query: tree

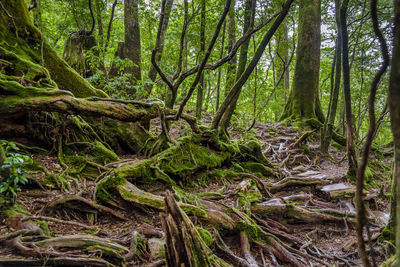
[280,0,321,122]
[196,0,206,120]
[389,0,400,263]
[146,0,174,96]
[219,0,255,130]
[124,0,142,90]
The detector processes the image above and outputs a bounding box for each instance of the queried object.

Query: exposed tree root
[43,195,129,221]
[162,191,231,266]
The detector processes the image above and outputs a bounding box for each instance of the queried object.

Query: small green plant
[0,140,32,203]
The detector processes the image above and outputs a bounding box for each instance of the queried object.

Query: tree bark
[196,0,206,120]
[219,0,254,130]
[124,0,142,90]
[280,0,321,122]
[212,0,294,129]
[147,0,174,96]
[320,1,342,152]
[340,0,358,178]
[389,0,400,263]
[224,0,237,98]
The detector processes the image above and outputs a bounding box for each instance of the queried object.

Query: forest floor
[0,120,393,266]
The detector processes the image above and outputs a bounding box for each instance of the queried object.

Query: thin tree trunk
[320,1,342,152]
[224,0,236,98]
[147,0,174,96]
[196,0,206,120]
[340,0,358,178]
[220,0,255,130]
[212,0,294,129]
[216,22,226,112]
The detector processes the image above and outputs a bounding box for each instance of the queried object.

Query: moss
[115,159,154,180]
[4,203,30,217]
[242,189,262,203]
[91,141,119,164]
[157,136,231,179]
[195,227,213,247]
[34,221,51,236]
[180,204,208,218]
[240,162,275,177]
[198,169,239,186]
[95,174,126,203]
[236,219,264,242]
[301,145,311,154]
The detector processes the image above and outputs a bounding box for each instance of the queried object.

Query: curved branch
[355,0,390,266]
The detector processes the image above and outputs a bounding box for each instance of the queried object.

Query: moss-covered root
[306,118,346,146]
[162,191,231,267]
[95,175,236,230]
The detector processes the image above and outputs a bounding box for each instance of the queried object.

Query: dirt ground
[0,122,393,266]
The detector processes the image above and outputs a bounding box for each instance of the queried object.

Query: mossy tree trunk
[124,0,142,90]
[224,0,237,98]
[0,0,155,154]
[280,0,321,122]
[273,0,290,120]
[389,0,400,262]
[196,0,206,120]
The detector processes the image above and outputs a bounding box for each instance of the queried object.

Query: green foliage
[0,141,32,203]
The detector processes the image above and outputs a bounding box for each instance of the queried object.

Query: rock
[148,238,165,259]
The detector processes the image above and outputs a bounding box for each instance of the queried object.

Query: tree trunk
[224,0,237,98]
[124,0,142,90]
[196,0,206,120]
[146,0,174,96]
[389,0,400,263]
[212,0,294,129]
[220,0,254,130]
[339,0,358,178]
[280,0,321,122]
[320,1,342,153]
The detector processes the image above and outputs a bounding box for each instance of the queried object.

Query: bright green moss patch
[195,227,213,247]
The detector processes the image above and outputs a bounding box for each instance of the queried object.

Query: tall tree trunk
[320,1,342,152]
[147,0,174,96]
[389,0,400,263]
[280,0,321,122]
[273,0,290,118]
[220,0,254,130]
[94,0,104,46]
[124,0,142,91]
[216,22,226,112]
[196,0,206,120]
[340,0,358,178]
[224,0,236,98]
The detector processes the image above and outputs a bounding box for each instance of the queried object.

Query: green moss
[301,145,311,154]
[4,203,30,217]
[198,169,239,186]
[240,162,275,177]
[195,227,213,247]
[180,204,208,218]
[34,221,51,236]
[157,136,231,178]
[95,174,126,203]
[91,141,119,164]
[115,159,154,180]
